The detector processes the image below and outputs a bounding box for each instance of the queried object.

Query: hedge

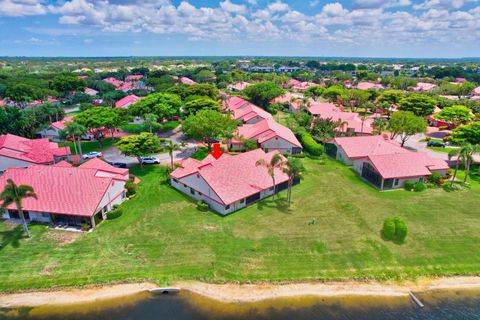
[299,132,323,156]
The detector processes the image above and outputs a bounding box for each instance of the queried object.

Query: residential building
[115,95,141,108]
[325,136,449,190]
[0,134,70,173]
[224,96,273,124]
[170,149,291,215]
[307,107,374,135]
[227,81,251,92]
[84,88,99,96]
[38,116,73,142]
[356,82,385,90]
[414,82,437,92]
[103,77,123,88]
[180,77,197,85]
[0,159,128,229]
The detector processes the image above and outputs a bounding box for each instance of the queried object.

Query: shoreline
[2,277,480,308]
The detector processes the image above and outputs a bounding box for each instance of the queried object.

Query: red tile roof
[367,152,449,179]
[224,96,273,122]
[236,119,301,148]
[356,82,384,90]
[103,77,123,88]
[0,134,70,164]
[310,110,374,134]
[115,95,141,108]
[51,116,73,130]
[125,75,144,81]
[329,136,409,159]
[307,102,341,115]
[180,77,197,85]
[171,149,289,205]
[0,164,120,217]
[79,158,129,178]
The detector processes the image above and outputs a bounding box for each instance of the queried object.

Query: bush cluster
[413,181,426,192]
[299,132,323,156]
[197,200,209,212]
[404,180,415,191]
[382,217,408,243]
[125,180,137,197]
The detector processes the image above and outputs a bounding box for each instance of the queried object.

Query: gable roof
[367,152,449,179]
[180,77,197,85]
[103,77,123,88]
[328,136,409,159]
[307,102,341,115]
[115,95,141,108]
[236,119,301,148]
[356,82,384,90]
[414,82,437,92]
[0,165,117,217]
[311,110,374,134]
[0,134,70,164]
[79,158,129,178]
[171,149,289,205]
[51,116,73,130]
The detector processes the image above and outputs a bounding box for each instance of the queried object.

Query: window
[394,179,399,186]
[190,188,195,195]
[42,213,50,218]
[122,190,126,199]
[269,186,274,191]
[225,205,230,210]
[240,199,245,204]
[173,178,178,183]
[102,205,108,213]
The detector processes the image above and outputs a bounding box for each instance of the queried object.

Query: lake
[2,289,480,319]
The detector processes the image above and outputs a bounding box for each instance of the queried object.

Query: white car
[82,151,103,159]
[141,156,160,164]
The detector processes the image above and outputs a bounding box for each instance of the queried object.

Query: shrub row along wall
[299,132,323,156]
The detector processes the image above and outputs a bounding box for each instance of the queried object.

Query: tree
[450,122,480,145]
[5,84,42,105]
[115,132,161,170]
[0,179,37,238]
[75,107,122,139]
[143,113,160,133]
[286,112,313,132]
[52,75,86,97]
[339,89,371,112]
[194,69,216,83]
[62,122,87,158]
[183,97,220,117]
[321,85,346,103]
[282,158,304,207]
[162,140,185,169]
[255,154,285,200]
[388,111,427,147]
[373,117,389,135]
[182,110,238,150]
[311,117,346,143]
[378,90,404,105]
[304,86,324,100]
[434,105,474,126]
[243,82,284,108]
[128,92,182,119]
[448,144,480,185]
[382,217,408,243]
[398,94,437,117]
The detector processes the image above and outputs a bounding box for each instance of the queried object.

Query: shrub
[394,218,408,242]
[80,223,90,231]
[382,218,396,240]
[428,172,443,185]
[125,180,137,197]
[413,181,426,192]
[292,153,306,158]
[404,180,415,191]
[197,200,209,212]
[299,132,323,156]
[108,208,123,220]
[382,217,408,243]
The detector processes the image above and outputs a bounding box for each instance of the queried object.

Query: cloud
[353,0,411,9]
[414,0,466,10]
[0,0,46,16]
[220,0,247,14]
[322,2,348,16]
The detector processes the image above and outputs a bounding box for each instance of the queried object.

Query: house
[115,95,141,108]
[180,77,197,85]
[103,77,124,88]
[38,116,73,141]
[0,134,71,173]
[414,82,437,92]
[356,82,384,90]
[307,102,341,115]
[224,96,273,124]
[84,88,99,96]
[0,160,128,229]
[230,119,302,154]
[125,75,144,81]
[455,78,467,83]
[170,149,291,214]
[227,82,251,92]
[472,86,480,96]
[285,78,302,88]
[270,92,304,113]
[292,81,318,92]
[325,136,449,190]
[307,107,374,135]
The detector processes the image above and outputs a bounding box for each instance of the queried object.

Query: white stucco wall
[177,173,224,204]
[261,136,297,154]
[95,179,127,219]
[39,127,61,141]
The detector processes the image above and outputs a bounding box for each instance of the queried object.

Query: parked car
[427,141,446,148]
[140,156,160,164]
[107,162,128,168]
[82,151,103,159]
[80,134,94,141]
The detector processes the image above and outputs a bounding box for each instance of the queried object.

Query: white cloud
[267,1,289,12]
[353,0,411,9]
[0,0,46,16]
[414,0,465,10]
[322,3,348,16]
[220,0,247,14]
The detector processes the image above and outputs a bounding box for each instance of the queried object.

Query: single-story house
[170,149,292,215]
[224,96,273,124]
[103,77,123,88]
[180,77,197,85]
[472,86,480,96]
[325,136,449,190]
[356,82,384,90]
[227,82,251,92]
[284,78,302,88]
[0,159,128,229]
[125,75,144,81]
[291,81,318,92]
[84,88,99,96]
[308,108,374,135]
[270,92,304,113]
[414,82,437,92]
[0,134,71,173]
[115,95,141,108]
[230,119,302,154]
[38,116,73,141]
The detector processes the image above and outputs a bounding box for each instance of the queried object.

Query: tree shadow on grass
[0,224,24,252]
[379,230,406,246]
[256,196,292,214]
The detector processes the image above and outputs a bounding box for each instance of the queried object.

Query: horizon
[1,0,479,58]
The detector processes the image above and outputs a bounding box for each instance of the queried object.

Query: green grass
[427,146,458,153]
[66,138,115,154]
[1,158,480,291]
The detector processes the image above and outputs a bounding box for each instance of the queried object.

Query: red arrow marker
[210,143,224,160]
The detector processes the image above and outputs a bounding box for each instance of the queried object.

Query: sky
[0,0,479,58]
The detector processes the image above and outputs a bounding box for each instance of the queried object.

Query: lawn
[65,138,116,154]
[121,121,180,134]
[1,158,480,291]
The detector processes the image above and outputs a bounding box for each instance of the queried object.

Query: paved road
[397,133,450,160]
[103,126,198,166]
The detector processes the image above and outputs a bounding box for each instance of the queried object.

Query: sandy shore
[2,277,480,307]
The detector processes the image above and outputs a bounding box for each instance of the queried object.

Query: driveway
[103,126,198,166]
[397,133,450,160]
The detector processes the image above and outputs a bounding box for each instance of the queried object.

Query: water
[2,289,480,320]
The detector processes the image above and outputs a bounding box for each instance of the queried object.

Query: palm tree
[282,158,304,207]
[0,179,37,238]
[256,154,285,200]
[448,144,474,186]
[163,140,185,169]
[64,122,87,158]
[58,129,72,161]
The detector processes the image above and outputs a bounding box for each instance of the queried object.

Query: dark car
[108,162,128,168]
[427,141,446,148]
